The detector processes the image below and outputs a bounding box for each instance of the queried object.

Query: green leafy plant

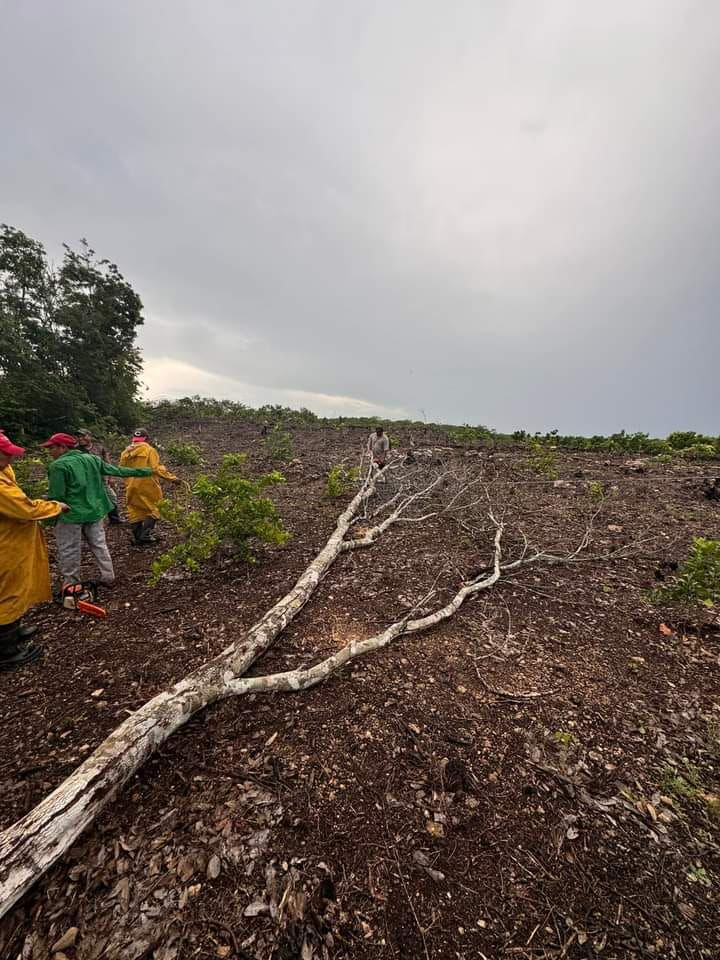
[649,538,720,606]
[150,453,290,584]
[687,864,713,887]
[527,440,558,480]
[660,767,699,800]
[102,430,128,456]
[678,443,717,460]
[447,424,496,448]
[12,455,48,499]
[165,439,204,465]
[666,431,713,450]
[263,425,292,462]
[588,480,605,502]
[326,462,360,497]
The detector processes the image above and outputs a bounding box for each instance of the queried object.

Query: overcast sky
[2,1,719,434]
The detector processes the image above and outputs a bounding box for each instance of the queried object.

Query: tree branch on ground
[0,465,626,919]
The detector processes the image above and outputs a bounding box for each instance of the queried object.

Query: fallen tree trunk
[0,463,406,918]
[0,468,598,918]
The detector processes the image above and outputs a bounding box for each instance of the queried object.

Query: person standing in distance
[367,426,390,469]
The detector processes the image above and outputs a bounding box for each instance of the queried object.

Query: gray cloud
[2,0,719,433]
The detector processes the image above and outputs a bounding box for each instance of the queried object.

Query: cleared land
[1,419,719,960]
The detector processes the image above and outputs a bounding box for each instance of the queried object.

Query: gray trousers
[55,520,115,586]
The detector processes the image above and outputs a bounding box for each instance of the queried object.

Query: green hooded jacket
[47,449,151,524]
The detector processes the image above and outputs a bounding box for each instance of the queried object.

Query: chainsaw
[59,581,107,618]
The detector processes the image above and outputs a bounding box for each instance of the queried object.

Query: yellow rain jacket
[119,441,178,523]
[0,470,63,626]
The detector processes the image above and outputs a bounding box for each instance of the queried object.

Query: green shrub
[678,443,717,460]
[165,439,204,465]
[666,431,714,450]
[102,431,128,456]
[448,425,475,447]
[263,425,293,462]
[326,462,360,497]
[649,538,720,606]
[12,455,48,499]
[150,453,290,584]
[588,480,605,502]
[527,440,558,480]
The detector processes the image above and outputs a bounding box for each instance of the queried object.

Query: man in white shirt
[367,426,390,468]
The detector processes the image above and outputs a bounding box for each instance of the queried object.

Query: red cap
[41,433,79,449]
[0,434,25,457]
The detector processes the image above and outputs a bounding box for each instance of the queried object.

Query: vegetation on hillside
[143,396,720,459]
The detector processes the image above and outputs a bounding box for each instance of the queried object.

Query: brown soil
[1,421,719,960]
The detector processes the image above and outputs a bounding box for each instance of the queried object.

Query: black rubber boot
[17,623,39,641]
[140,517,161,543]
[131,521,146,546]
[0,623,42,671]
[108,506,121,524]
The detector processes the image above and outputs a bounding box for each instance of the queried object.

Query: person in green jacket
[42,432,152,589]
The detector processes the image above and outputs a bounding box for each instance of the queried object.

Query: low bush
[150,454,290,584]
[326,462,360,497]
[165,440,204,465]
[12,455,48,499]
[588,480,605,502]
[649,537,720,606]
[263,425,293,462]
[666,431,715,451]
[678,443,717,460]
[527,440,558,480]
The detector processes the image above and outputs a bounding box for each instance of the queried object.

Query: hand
[57,502,71,513]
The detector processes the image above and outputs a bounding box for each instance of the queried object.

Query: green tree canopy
[0,225,144,440]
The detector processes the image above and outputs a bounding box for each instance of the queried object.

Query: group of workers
[0,427,179,671]
[1,423,392,673]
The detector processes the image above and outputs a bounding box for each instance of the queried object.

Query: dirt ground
[1,420,719,960]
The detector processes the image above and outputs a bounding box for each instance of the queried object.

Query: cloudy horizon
[2,1,719,435]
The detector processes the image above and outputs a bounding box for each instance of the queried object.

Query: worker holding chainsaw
[119,428,183,545]
[0,433,69,670]
[42,433,153,594]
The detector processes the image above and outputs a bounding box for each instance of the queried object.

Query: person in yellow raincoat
[0,433,69,670]
[119,429,181,545]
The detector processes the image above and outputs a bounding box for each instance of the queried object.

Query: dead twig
[475,673,562,701]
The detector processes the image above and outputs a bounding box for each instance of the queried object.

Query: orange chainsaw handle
[77,600,107,618]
